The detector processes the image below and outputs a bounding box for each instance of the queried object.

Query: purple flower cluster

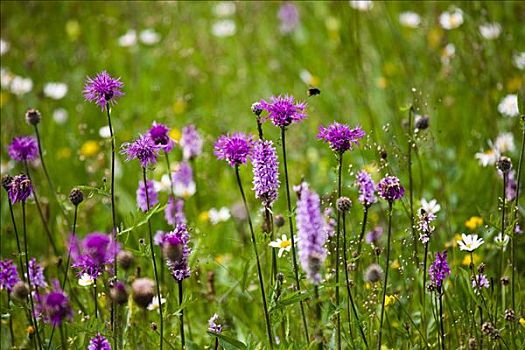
[366,226,383,245]
[165,196,186,227]
[356,170,376,207]
[37,286,73,326]
[70,232,120,279]
[472,274,490,292]
[88,333,112,350]
[208,313,223,334]
[8,136,39,162]
[259,95,307,127]
[149,122,175,153]
[505,170,517,201]
[323,207,336,238]
[214,132,254,167]
[83,71,124,110]
[122,134,160,168]
[251,140,280,207]
[6,174,33,204]
[180,124,203,160]
[28,258,48,289]
[377,175,405,202]
[136,179,158,212]
[0,259,19,292]
[161,225,191,281]
[428,251,450,289]
[173,161,195,197]
[278,3,300,34]
[295,182,327,285]
[417,210,436,244]
[317,122,365,154]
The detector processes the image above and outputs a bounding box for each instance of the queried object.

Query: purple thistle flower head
[122,134,160,168]
[251,140,280,207]
[7,174,32,204]
[214,132,254,167]
[317,122,365,154]
[208,313,223,334]
[28,258,48,289]
[173,161,196,197]
[83,70,124,110]
[295,182,327,285]
[39,287,73,326]
[278,3,300,34]
[70,232,120,279]
[8,136,38,162]
[149,122,175,153]
[136,179,158,212]
[259,95,307,128]
[0,259,19,292]
[356,170,376,207]
[180,124,203,160]
[365,226,383,245]
[428,251,450,289]
[163,224,191,281]
[377,175,405,202]
[88,333,112,350]
[165,196,186,227]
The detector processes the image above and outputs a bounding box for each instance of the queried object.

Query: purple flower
[323,207,336,238]
[172,161,195,197]
[70,232,120,279]
[165,196,186,227]
[122,134,160,168]
[163,225,191,281]
[417,210,436,244]
[208,313,223,334]
[251,140,280,207]
[366,226,383,245]
[180,124,203,160]
[356,170,376,207]
[505,170,517,201]
[472,274,490,292]
[28,258,47,289]
[377,175,405,202]
[259,95,307,128]
[317,122,365,154]
[8,136,38,162]
[296,182,327,285]
[136,179,158,212]
[278,3,300,34]
[7,174,32,204]
[88,333,112,350]
[83,71,124,110]
[149,122,175,153]
[0,259,19,292]
[428,251,450,289]
[214,132,254,167]
[38,287,73,326]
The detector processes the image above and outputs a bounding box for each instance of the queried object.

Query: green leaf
[207,332,247,349]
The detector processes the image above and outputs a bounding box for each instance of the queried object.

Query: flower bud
[117,251,134,271]
[110,281,129,305]
[131,278,155,309]
[25,108,41,126]
[274,214,285,228]
[497,156,512,173]
[336,197,352,212]
[69,188,84,206]
[13,281,30,301]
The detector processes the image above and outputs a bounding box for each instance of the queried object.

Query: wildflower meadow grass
[1,1,525,349]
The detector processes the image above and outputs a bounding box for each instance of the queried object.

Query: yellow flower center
[279,240,291,249]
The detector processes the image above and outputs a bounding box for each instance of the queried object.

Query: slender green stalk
[314,286,322,350]
[234,166,273,348]
[377,201,393,350]
[343,211,368,348]
[214,337,219,350]
[143,168,164,350]
[422,242,429,339]
[22,201,43,350]
[94,279,98,319]
[438,289,445,350]
[335,154,343,350]
[354,206,369,278]
[7,199,25,279]
[280,127,309,342]
[8,293,14,347]
[266,209,278,285]
[407,106,419,265]
[178,281,185,349]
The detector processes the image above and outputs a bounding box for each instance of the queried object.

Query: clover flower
[251,140,280,207]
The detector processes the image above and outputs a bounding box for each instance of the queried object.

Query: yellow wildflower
[199,211,209,222]
[465,216,483,231]
[462,253,481,266]
[169,128,181,142]
[519,318,525,327]
[80,140,100,157]
[385,295,396,307]
[391,260,400,269]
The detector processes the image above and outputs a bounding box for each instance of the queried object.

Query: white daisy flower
[479,22,501,40]
[420,198,441,215]
[212,20,236,37]
[43,82,68,100]
[475,148,500,167]
[399,11,421,28]
[140,29,160,45]
[118,29,137,47]
[153,174,172,194]
[494,132,515,153]
[99,126,111,138]
[457,233,484,252]
[513,52,525,70]
[174,180,196,198]
[269,234,294,257]
[1,68,13,89]
[498,94,520,117]
[78,273,95,287]
[10,76,33,96]
[439,8,464,30]
[349,1,373,11]
[52,108,68,124]
[441,43,456,65]
[0,38,9,56]
[494,232,510,249]
[209,207,231,225]
[147,294,166,311]
[213,2,236,17]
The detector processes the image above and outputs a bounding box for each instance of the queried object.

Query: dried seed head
[504,309,516,322]
[25,108,41,125]
[69,188,84,206]
[131,278,155,309]
[13,281,30,301]
[497,156,512,173]
[110,281,129,305]
[500,276,510,286]
[415,115,429,130]
[274,214,285,228]
[117,251,134,271]
[336,197,352,212]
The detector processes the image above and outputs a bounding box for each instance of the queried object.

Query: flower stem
[314,285,322,350]
[422,242,429,339]
[438,289,445,350]
[178,280,185,349]
[7,199,25,279]
[343,211,368,348]
[407,106,419,265]
[8,293,14,347]
[266,208,278,285]
[143,168,164,350]
[335,153,343,350]
[22,201,43,350]
[378,201,393,350]
[354,206,369,279]
[234,166,273,348]
[280,127,309,343]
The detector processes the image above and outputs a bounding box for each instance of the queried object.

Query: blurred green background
[1,1,524,348]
